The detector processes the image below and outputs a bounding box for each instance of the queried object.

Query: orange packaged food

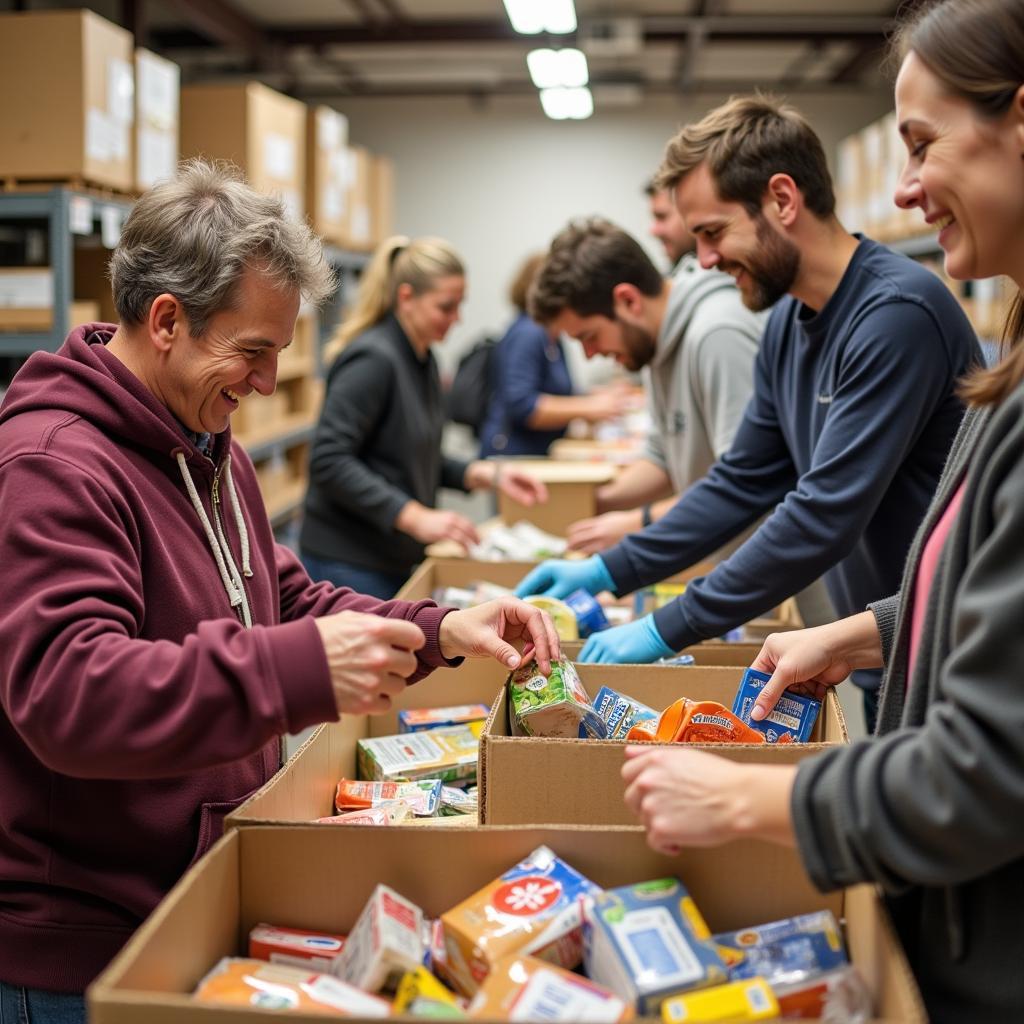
[674,702,767,745]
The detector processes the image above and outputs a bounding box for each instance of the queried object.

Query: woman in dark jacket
[622,2,1024,1019]
[300,235,544,598]
[479,253,627,458]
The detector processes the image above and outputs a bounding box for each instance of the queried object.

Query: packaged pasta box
[193,958,389,1015]
[584,879,728,1014]
[357,722,483,784]
[468,954,632,1022]
[732,668,820,744]
[441,845,602,996]
[508,657,606,739]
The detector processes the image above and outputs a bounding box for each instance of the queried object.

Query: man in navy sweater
[516,94,981,730]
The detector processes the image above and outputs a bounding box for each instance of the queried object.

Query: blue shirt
[480,313,573,458]
[601,237,982,687]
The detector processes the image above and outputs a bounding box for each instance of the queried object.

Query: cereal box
[357,722,483,784]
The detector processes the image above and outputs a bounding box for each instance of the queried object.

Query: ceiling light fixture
[526,48,588,89]
[502,0,577,35]
[539,86,593,120]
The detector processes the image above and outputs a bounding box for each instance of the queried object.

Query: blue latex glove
[578,614,675,664]
[514,555,615,600]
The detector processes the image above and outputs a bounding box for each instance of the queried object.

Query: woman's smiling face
[894,50,1024,283]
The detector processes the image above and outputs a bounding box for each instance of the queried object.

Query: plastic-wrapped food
[393,966,466,1018]
[315,800,415,826]
[563,588,610,637]
[468,954,632,1022]
[441,845,602,996]
[521,596,579,641]
[509,657,605,739]
[193,957,389,1015]
[335,778,443,816]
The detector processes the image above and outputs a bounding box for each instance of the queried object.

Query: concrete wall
[336,90,894,373]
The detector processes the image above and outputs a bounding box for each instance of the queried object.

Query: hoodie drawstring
[175,451,253,627]
[222,456,252,578]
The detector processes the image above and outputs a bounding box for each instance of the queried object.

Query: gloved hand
[513,555,616,601]
[579,615,675,664]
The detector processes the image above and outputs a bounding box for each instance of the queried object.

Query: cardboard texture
[306,105,350,246]
[180,81,306,221]
[88,826,927,1023]
[496,460,617,535]
[371,155,395,244]
[342,146,375,251]
[134,48,180,191]
[0,9,134,190]
[480,663,848,826]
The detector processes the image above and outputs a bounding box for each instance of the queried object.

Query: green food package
[508,657,607,739]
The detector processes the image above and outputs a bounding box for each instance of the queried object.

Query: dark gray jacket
[791,383,1024,1022]
[300,315,469,575]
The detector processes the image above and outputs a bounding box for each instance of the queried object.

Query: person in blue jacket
[479,253,627,458]
[516,93,981,732]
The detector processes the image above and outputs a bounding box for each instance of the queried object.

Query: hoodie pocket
[188,797,248,869]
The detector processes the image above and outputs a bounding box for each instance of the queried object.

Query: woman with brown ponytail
[622,1,1024,1017]
[300,235,546,597]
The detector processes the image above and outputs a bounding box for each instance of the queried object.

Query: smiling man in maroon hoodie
[0,161,557,1022]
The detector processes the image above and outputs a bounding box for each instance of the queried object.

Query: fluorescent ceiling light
[539,86,593,120]
[527,48,588,89]
[503,0,577,35]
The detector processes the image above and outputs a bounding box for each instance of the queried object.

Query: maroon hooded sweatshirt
[0,325,458,992]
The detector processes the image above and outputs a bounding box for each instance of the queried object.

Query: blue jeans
[300,552,407,601]
[0,983,85,1024]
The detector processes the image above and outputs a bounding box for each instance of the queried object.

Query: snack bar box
[479,663,848,826]
[87,825,926,1023]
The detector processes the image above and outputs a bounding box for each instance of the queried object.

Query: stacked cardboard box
[133,48,180,191]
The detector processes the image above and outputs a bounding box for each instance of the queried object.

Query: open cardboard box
[88,825,926,1023]
[480,664,848,826]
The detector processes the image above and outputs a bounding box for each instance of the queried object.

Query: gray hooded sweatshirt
[643,254,765,491]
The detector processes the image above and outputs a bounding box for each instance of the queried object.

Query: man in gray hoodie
[530,217,762,556]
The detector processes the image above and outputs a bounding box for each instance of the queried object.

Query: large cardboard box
[305,105,350,246]
[342,145,375,251]
[180,81,306,222]
[88,825,927,1023]
[371,154,395,245]
[228,660,510,826]
[480,663,848,825]
[0,10,134,191]
[134,48,180,191]
[496,460,617,535]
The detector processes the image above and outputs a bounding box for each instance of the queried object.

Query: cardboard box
[306,105,350,246]
[134,48,179,191]
[0,10,134,191]
[371,155,394,245]
[277,309,317,381]
[227,660,509,827]
[0,265,99,331]
[496,460,618,536]
[180,81,306,222]
[480,663,848,826]
[87,826,927,1023]
[342,146,375,251]
[232,376,323,446]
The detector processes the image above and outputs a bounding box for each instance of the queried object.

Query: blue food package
[588,685,659,740]
[712,910,848,985]
[584,878,728,1014]
[732,667,820,743]
[563,588,611,637]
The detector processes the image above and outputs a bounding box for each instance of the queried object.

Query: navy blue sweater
[602,238,981,684]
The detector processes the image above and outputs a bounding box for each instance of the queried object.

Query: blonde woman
[300,235,546,597]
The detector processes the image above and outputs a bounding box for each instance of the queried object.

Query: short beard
[617,320,658,371]
[731,215,801,312]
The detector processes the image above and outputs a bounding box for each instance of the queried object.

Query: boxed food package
[468,954,632,1022]
[193,957,389,1015]
[0,9,134,191]
[508,657,605,739]
[331,884,424,993]
[398,704,491,734]
[593,685,658,741]
[180,81,306,221]
[732,668,820,744]
[357,722,483,784]
[88,827,927,1023]
[393,966,465,1018]
[660,978,779,1022]
[248,923,346,971]
[441,845,601,996]
[585,878,728,1014]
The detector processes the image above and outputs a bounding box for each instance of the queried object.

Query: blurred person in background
[646,177,694,273]
[624,2,1024,1016]
[479,252,631,459]
[300,235,546,599]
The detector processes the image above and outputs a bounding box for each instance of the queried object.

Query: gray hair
[110,159,335,335]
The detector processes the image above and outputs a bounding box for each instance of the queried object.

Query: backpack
[446,335,498,436]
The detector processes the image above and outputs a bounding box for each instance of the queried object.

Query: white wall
[337,89,893,374]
